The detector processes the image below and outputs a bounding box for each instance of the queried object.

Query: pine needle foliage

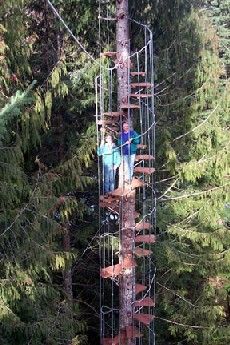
[148,3,230,344]
[0,1,101,344]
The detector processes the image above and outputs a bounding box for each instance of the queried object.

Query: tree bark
[116,1,135,344]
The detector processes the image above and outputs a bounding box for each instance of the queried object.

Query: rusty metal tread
[135,221,152,230]
[135,234,156,243]
[129,93,152,98]
[134,247,153,257]
[135,154,155,161]
[103,111,125,116]
[97,119,118,125]
[125,326,143,339]
[130,82,153,88]
[131,177,145,188]
[100,264,122,278]
[120,103,141,109]
[130,71,146,76]
[135,283,147,295]
[134,297,155,307]
[134,167,155,174]
[133,313,155,325]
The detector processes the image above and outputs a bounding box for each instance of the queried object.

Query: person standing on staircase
[97,129,121,194]
[118,122,140,185]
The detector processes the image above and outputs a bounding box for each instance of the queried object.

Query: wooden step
[101,334,125,345]
[131,177,145,188]
[134,297,155,307]
[135,154,154,161]
[131,82,153,88]
[103,111,124,117]
[100,51,117,58]
[126,326,143,339]
[130,71,146,77]
[134,211,140,219]
[134,167,155,174]
[99,195,119,203]
[135,234,156,244]
[105,125,119,132]
[97,119,118,126]
[135,283,147,295]
[100,264,122,278]
[123,257,137,269]
[120,103,141,109]
[109,187,131,197]
[121,211,140,219]
[129,93,152,98]
[135,221,152,230]
[101,338,116,345]
[133,313,155,325]
[99,202,119,213]
[134,247,153,257]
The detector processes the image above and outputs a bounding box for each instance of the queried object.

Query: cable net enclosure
[96,6,156,344]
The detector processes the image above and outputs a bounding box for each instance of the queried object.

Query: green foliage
[0,1,100,344]
[150,3,230,344]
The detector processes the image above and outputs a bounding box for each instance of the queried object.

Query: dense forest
[0,0,229,344]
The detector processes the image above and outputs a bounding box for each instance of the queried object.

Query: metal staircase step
[130,71,146,77]
[134,247,153,257]
[133,313,154,325]
[126,326,143,339]
[135,221,152,230]
[129,93,152,98]
[135,234,156,243]
[100,264,122,278]
[120,103,141,109]
[135,154,154,161]
[122,256,137,269]
[103,111,124,117]
[134,167,155,174]
[135,283,147,295]
[134,297,155,307]
[131,82,153,88]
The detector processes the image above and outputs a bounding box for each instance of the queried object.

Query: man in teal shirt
[118,122,140,184]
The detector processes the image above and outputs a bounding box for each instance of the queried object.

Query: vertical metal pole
[116,1,136,344]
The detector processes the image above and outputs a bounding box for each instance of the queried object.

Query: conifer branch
[159,185,226,202]
[157,178,179,200]
[156,316,207,329]
[0,81,36,141]
[155,176,178,184]
[173,104,219,141]
[157,282,195,307]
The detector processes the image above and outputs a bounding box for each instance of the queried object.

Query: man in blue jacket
[97,132,121,193]
[118,122,140,185]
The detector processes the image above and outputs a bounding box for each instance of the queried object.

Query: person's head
[122,122,130,133]
[105,134,113,144]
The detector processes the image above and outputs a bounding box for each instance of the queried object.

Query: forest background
[0,0,229,344]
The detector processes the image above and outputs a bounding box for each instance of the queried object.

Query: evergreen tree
[140,1,230,344]
[0,1,100,344]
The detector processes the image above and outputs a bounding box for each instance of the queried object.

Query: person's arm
[97,139,105,156]
[113,147,121,169]
[117,135,121,146]
[131,131,140,144]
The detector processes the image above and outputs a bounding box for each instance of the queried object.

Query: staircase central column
[116,1,136,343]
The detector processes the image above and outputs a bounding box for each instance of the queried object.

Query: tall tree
[0,1,100,344]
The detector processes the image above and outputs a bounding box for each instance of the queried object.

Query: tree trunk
[116,1,135,343]
[63,226,73,301]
